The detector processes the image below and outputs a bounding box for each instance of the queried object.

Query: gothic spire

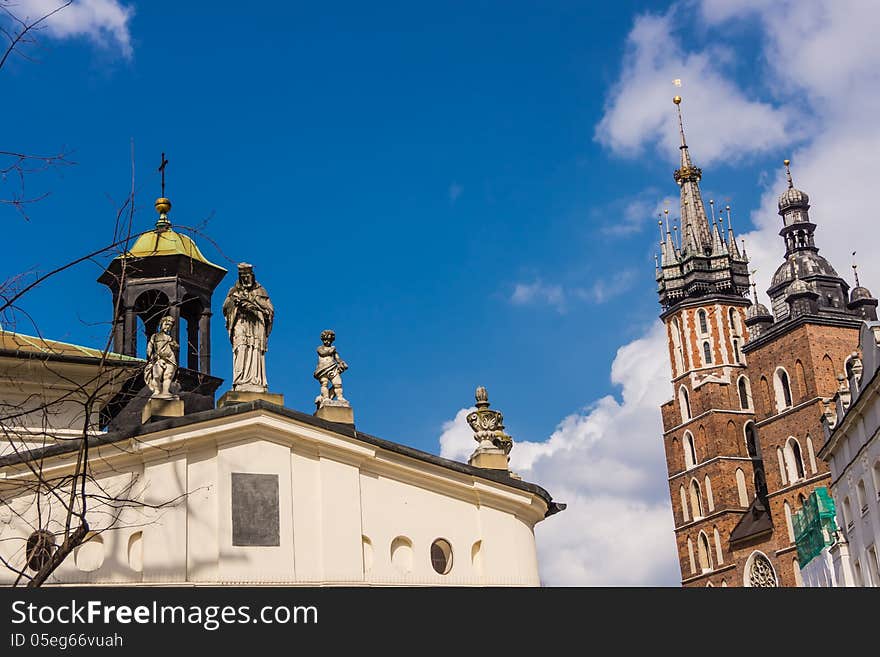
[672,97,712,255]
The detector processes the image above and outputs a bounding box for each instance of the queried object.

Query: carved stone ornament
[748,553,777,587]
[313,329,349,409]
[467,386,513,454]
[144,315,179,399]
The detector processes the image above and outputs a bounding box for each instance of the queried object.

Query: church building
[0,191,563,587]
[656,96,876,587]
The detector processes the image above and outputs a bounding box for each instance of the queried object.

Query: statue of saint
[222,263,274,392]
[314,329,348,404]
[144,315,178,399]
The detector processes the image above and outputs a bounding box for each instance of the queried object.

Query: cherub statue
[314,329,348,405]
[144,315,178,399]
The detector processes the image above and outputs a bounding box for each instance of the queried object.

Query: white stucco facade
[0,403,558,586]
[818,321,880,586]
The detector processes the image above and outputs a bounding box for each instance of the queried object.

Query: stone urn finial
[466,386,514,472]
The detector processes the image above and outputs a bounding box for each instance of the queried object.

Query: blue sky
[3,1,681,443]
[5,1,880,584]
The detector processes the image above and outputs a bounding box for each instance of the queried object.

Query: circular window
[431,539,453,575]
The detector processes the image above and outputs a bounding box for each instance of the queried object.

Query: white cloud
[5,0,134,57]
[438,323,680,586]
[594,9,796,166]
[509,272,636,313]
[509,280,566,312]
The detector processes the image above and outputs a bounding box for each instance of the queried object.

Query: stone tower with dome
[655,97,876,587]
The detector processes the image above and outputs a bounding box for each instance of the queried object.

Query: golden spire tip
[673,95,682,105]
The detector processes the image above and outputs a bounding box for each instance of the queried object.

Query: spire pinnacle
[784,159,793,189]
[673,95,686,148]
[852,251,861,287]
[155,152,171,231]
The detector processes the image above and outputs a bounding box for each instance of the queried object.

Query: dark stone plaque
[231,472,280,546]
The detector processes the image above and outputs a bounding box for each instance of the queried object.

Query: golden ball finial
[155,197,172,215]
[673,95,682,105]
[783,159,790,167]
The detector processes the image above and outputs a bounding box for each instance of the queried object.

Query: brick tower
[655,97,877,586]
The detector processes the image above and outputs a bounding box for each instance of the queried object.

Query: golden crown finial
[673,95,682,105]
[783,159,790,166]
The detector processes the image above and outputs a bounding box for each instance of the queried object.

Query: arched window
[713,527,724,565]
[736,469,749,507]
[744,551,778,587]
[785,437,805,482]
[679,386,691,423]
[842,497,853,529]
[754,468,767,499]
[784,501,795,544]
[684,432,697,469]
[729,307,740,336]
[671,317,685,375]
[703,341,713,365]
[738,376,751,410]
[732,338,741,364]
[795,360,807,400]
[744,422,760,458]
[857,480,868,513]
[806,435,817,474]
[698,309,709,335]
[774,367,793,411]
[793,558,804,587]
[690,479,704,519]
[777,447,788,486]
[704,475,715,512]
[687,537,696,575]
[680,485,690,522]
[760,376,771,415]
[698,532,712,572]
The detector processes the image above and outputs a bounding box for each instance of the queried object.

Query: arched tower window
[679,387,691,423]
[671,317,685,375]
[738,376,752,410]
[713,527,724,565]
[744,422,760,458]
[729,307,741,336]
[690,479,704,519]
[744,551,777,587]
[806,435,817,474]
[774,367,793,411]
[754,468,767,499]
[697,532,712,573]
[698,309,709,335]
[687,537,696,575]
[795,360,808,400]
[784,437,805,482]
[777,447,788,486]
[680,485,690,522]
[704,475,715,512]
[683,432,697,469]
[784,501,795,543]
[735,469,748,507]
[732,339,741,364]
[703,341,713,365]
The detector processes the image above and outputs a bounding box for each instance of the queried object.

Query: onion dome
[747,301,772,320]
[851,286,875,302]
[778,159,810,213]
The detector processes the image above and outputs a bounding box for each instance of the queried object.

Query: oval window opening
[431,539,453,575]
